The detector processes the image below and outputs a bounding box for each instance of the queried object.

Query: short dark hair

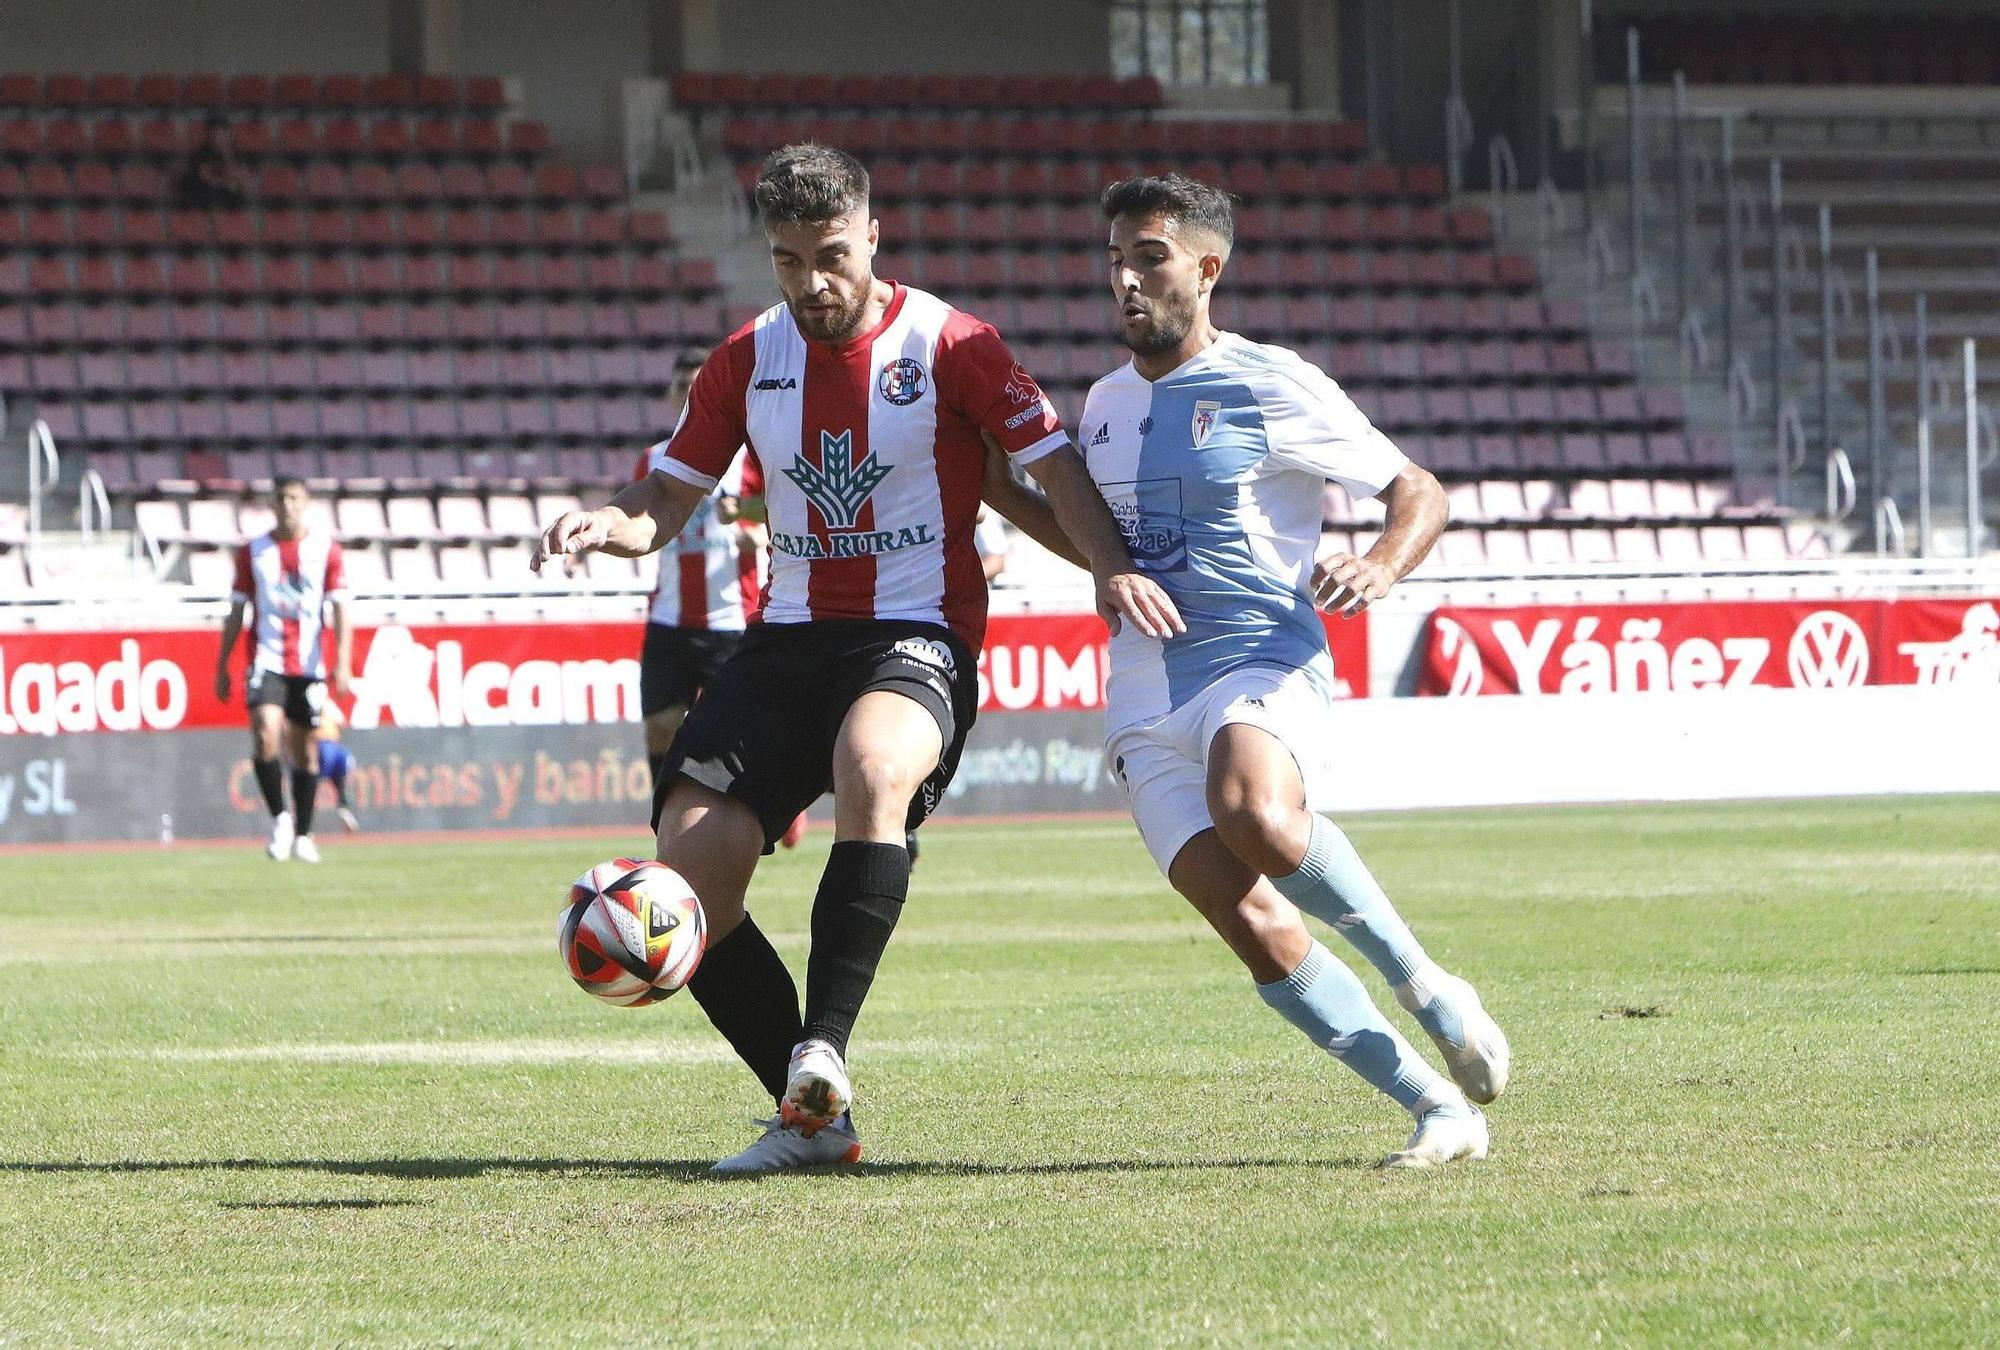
[754,144,870,227]
[1101,173,1235,256]
[274,475,308,495]
[673,348,706,374]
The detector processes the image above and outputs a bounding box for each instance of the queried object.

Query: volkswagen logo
[1786,610,1870,688]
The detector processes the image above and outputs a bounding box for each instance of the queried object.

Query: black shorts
[247,671,325,728]
[639,623,742,716]
[654,619,978,851]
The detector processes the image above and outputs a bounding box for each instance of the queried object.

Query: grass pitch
[1,797,1997,1346]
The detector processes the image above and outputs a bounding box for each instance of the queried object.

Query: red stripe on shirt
[677,552,707,631]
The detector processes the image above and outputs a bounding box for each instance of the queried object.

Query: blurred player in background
[989,174,1509,1169]
[214,476,351,864]
[535,144,1178,1173]
[316,701,360,833]
[634,349,767,788]
[975,506,1012,583]
[633,350,807,849]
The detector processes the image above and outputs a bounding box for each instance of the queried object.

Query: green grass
[2,797,1998,1346]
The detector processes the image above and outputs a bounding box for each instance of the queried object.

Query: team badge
[1191,400,1221,448]
[878,357,927,406]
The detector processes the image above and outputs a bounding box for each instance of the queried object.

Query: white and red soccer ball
[557,859,706,1006]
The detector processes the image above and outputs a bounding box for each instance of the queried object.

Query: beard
[1121,290,1198,357]
[790,289,869,343]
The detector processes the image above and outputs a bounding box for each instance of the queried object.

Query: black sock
[331,778,348,808]
[802,840,911,1057]
[648,752,668,789]
[253,757,285,816]
[687,915,802,1103]
[290,768,320,834]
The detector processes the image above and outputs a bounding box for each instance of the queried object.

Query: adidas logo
[1088,423,1111,447]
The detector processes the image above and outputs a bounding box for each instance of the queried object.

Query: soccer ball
[557,858,707,1006]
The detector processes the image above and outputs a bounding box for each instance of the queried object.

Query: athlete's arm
[531,470,708,569]
[979,434,1087,569]
[215,599,246,701]
[1313,461,1447,617]
[1025,446,1185,639]
[328,597,353,700]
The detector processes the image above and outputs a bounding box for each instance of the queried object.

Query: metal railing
[78,467,109,548]
[1577,28,2000,558]
[26,417,58,580]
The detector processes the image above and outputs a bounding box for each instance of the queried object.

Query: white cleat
[1398,969,1511,1106]
[1378,1103,1489,1170]
[291,834,321,864]
[779,1038,853,1137]
[265,811,295,861]
[709,1114,863,1175]
[337,807,360,834]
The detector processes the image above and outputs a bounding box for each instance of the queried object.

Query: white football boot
[265,810,295,861]
[1396,968,1511,1105]
[291,834,321,864]
[337,806,360,833]
[709,1114,863,1175]
[780,1038,853,1136]
[1378,1101,1489,1170]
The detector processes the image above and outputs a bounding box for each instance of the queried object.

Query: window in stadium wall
[1112,0,1270,86]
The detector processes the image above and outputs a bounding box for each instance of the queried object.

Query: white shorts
[1105,664,1338,876]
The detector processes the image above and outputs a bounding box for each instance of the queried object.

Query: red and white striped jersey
[655,283,1067,648]
[632,445,767,631]
[230,529,348,679]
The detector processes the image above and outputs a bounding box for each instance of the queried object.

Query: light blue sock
[1268,817,1465,1047]
[1268,816,1427,979]
[1256,941,1454,1114]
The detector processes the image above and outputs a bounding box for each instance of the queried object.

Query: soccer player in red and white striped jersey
[536,144,1181,1173]
[214,476,352,864]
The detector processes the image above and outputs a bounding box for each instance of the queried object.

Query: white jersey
[637,445,764,631]
[1079,332,1407,732]
[230,529,348,679]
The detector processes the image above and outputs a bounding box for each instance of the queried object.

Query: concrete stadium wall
[0,0,392,75]
[458,0,653,161]
[688,0,1111,76]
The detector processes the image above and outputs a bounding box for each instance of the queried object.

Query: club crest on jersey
[1003,363,1040,407]
[1191,400,1222,448]
[878,358,927,406]
[783,429,891,530]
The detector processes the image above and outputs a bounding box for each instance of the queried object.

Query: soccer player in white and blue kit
[1029,174,1511,1167]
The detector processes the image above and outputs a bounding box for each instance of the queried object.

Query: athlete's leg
[284,713,318,837]
[1207,723,1431,981]
[643,705,687,764]
[248,701,286,817]
[1166,828,1460,1118]
[654,776,801,1103]
[797,690,939,1055]
[1206,722,1510,1104]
